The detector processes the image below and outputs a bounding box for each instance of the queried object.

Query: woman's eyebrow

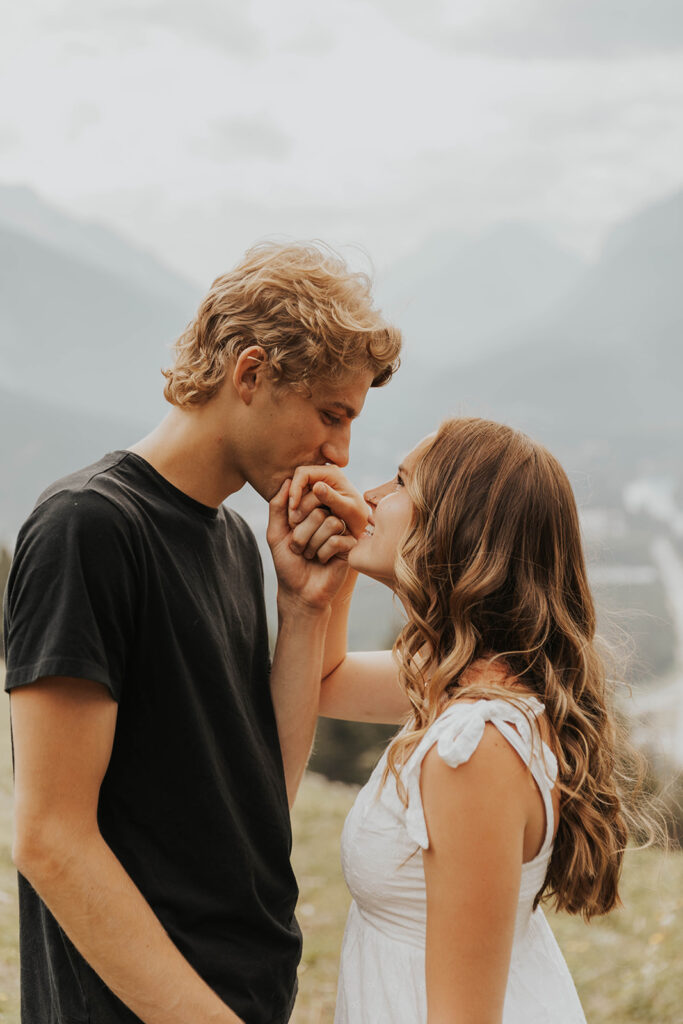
[398,464,408,477]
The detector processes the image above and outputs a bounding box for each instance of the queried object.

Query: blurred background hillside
[1,181,682,783]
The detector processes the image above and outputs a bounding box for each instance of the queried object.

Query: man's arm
[267,481,357,804]
[286,467,410,724]
[11,677,243,1024]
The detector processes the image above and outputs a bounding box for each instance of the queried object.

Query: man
[3,241,401,1024]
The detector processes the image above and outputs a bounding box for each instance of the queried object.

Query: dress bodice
[341,696,558,948]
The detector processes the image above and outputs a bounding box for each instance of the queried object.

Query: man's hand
[267,480,354,611]
[287,465,370,541]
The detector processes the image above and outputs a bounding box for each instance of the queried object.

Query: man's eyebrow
[327,401,360,420]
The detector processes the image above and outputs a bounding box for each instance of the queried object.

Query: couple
[4,241,626,1023]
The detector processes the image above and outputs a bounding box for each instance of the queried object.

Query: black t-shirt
[3,451,301,1024]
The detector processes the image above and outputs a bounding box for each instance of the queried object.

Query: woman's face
[349,434,435,586]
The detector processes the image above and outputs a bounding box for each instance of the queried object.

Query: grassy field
[0,679,681,1023]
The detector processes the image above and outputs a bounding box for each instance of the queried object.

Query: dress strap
[402,697,558,851]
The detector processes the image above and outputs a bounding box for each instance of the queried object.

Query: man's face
[243,369,375,500]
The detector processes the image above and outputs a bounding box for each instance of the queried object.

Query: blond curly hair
[163,241,402,405]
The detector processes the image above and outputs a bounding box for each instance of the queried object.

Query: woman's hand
[287,465,370,540]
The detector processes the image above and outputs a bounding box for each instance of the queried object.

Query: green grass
[0,669,680,1023]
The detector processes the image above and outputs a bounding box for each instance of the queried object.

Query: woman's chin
[349,547,394,588]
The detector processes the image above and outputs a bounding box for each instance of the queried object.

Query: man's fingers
[271,478,290,506]
[288,489,325,527]
[266,479,292,546]
[288,467,321,511]
[289,508,328,555]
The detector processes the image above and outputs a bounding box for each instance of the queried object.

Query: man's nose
[321,428,351,468]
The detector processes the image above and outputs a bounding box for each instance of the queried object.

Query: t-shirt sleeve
[3,488,138,701]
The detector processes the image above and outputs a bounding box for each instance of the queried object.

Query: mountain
[0,188,202,423]
[362,189,683,481]
[0,385,146,542]
[375,222,585,365]
[1,185,680,537]
[0,186,200,308]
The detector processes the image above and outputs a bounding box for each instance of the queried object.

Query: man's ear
[233,346,268,405]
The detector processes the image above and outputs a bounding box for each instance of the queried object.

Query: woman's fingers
[290,510,349,559]
[314,535,355,566]
[289,466,335,511]
[307,482,369,538]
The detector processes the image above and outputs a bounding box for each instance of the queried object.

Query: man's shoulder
[24,452,135,545]
[35,451,130,510]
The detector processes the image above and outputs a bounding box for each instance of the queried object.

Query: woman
[287,417,652,1024]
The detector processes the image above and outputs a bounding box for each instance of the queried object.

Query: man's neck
[128,406,246,508]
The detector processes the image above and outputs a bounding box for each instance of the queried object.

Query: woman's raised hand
[287,465,370,540]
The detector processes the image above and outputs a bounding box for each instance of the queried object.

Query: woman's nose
[364,480,390,508]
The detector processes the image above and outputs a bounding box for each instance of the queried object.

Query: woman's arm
[320,649,409,723]
[421,725,529,1024]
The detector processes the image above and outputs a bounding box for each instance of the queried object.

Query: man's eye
[322,412,341,426]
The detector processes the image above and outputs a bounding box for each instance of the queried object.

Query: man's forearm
[270,598,331,805]
[17,828,242,1024]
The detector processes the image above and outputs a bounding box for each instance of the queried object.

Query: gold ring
[338,519,348,536]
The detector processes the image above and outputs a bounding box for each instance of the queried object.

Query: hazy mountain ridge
[0,185,679,688]
[376,222,586,365]
[0,221,196,422]
[0,384,146,542]
[373,189,683,458]
[1,184,679,536]
[0,186,201,308]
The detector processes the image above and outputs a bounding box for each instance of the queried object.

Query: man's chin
[260,475,292,502]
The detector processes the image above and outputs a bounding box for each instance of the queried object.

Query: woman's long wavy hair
[386,417,662,920]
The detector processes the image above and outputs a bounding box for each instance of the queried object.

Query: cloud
[283,26,337,57]
[453,0,683,59]
[201,117,293,161]
[66,102,100,142]
[0,125,22,154]
[51,0,263,56]
[368,0,683,59]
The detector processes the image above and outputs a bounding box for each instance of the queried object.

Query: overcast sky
[2,0,682,285]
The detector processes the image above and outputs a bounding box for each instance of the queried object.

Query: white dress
[334,697,587,1023]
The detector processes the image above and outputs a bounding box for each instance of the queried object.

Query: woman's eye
[396,474,404,487]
